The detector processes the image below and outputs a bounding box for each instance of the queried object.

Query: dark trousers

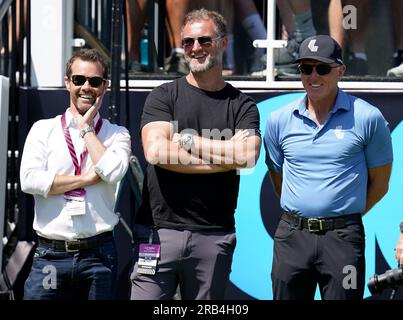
[24,238,117,300]
[272,219,365,300]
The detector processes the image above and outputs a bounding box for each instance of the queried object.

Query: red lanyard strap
[61,112,103,175]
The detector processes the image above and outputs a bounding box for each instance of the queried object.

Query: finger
[232,130,243,138]
[232,130,248,140]
[396,249,402,261]
[237,129,249,135]
[82,105,98,124]
[93,95,104,110]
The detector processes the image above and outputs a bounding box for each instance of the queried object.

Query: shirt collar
[65,108,100,129]
[293,88,350,116]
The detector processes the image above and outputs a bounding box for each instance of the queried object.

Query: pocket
[221,232,237,252]
[96,241,118,270]
[335,223,365,245]
[274,219,294,240]
[33,246,49,259]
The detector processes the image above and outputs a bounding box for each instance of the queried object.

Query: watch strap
[80,126,94,138]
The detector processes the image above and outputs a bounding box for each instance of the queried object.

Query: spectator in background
[276,0,370,76]
[124,0,190,75]
[328,0,345,49]
[387,0,403,77]
[275,0,316,68]
[125,0,268,76]
[234,0,268,76]
[125,0,147,72]
[165,0,190,74]
[328,0,402,77]
[342,0,370,75]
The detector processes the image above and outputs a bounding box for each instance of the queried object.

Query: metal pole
[109,0,122,124]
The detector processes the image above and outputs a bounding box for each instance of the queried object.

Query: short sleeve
[235,95,261,137]
[364,108,393,168]
[140,84,174,129]
[264,112,284,173]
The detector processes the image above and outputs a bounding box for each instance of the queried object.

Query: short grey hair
[181,8,227,38]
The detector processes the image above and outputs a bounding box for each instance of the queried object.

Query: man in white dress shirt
[20,48,131,300]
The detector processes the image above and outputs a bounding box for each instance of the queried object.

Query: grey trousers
[130,225,236,300]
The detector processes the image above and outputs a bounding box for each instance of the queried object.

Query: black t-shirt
[137,77,260,231]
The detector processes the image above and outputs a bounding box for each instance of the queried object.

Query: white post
[30,0,74,87]
[0,76,10,271]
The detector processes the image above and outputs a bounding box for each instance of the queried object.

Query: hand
[231,129,250,142]
[90,94,104,115]
[395,233,403,266]
[83,167,101,186]
[172,133,181,144]
[75,95,104,130]
[231,129,250,164]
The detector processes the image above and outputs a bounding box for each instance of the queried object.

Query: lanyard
[61,112,103,176]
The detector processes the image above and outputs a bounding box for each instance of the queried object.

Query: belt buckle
[307,218,323,232]
[65,240,80,252]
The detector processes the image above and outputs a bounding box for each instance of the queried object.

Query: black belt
[281,211,362,233]
[38,231,113,252]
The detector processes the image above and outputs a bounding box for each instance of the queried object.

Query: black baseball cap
[294,35,343,65]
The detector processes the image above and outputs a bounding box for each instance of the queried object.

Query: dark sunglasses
[182,35,223,48]
[298,64,340,76]
[70,75,105,87]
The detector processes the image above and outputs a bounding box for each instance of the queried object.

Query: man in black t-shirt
[130,8,261,300]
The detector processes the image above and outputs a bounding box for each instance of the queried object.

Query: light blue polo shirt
[264,89,393,218]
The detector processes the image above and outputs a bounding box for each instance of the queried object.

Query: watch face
[181,134,193,149]
[400,222,403,233]
[80,126,94,138]
[183,135,192,145]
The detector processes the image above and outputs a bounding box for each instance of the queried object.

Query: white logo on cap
[308,39,318,52]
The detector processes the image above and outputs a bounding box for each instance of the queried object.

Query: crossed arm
[21,104,131,197]
[141,121,261,174]
[48,105,107,195]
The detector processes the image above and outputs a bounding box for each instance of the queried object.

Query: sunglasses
[298,64,340,76]
[70,75,105,87]
[182,35,223,48]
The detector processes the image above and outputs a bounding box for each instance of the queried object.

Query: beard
[186,52,223,73]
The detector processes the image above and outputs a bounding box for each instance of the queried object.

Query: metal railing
[0,0,31,300]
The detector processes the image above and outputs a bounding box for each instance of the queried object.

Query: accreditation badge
[64,188,86,216]
[137,243,161,275]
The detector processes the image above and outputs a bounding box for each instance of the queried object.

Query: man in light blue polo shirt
[264,35,393,300]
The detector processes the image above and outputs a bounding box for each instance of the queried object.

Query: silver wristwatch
[80,126,94,138]
[179,133,194,150]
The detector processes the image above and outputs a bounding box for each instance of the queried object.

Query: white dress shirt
[20,109,131,240]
